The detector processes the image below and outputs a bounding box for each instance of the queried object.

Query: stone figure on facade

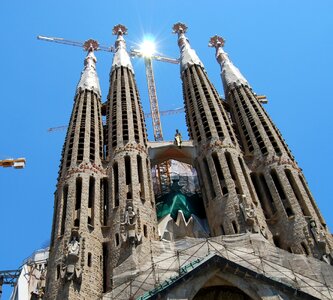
[239,195,259,233]
[61,235,82,282]
[120,205,142,245]
[174,129,182,148]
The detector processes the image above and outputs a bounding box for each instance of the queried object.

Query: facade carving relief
[61,234,82,282]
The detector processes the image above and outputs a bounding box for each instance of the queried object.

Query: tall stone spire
[103,25,158,291]
[209,35,249,94]
[210,35,333,259]
[172,22,203,73]
[46,40,105,299]
[173,23,268,238]
[76,39,101,97]
[111,24,134,73]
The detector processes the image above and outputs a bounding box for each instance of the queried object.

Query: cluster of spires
[77,22,247,96]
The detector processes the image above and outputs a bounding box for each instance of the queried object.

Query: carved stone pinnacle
[172,22,188,34]
[208,35,225,48]
[112,24,128,36]
[83,39,99,51]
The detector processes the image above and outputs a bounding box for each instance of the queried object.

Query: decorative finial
[83,39,99,52]
[208,35,225,49]
[111,24,133,73]
[172,22,188,35]
[112,24,128,36]
[209,35,249,93]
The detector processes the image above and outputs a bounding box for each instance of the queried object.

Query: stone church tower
[44,24,333,300]
[46,40,105,299]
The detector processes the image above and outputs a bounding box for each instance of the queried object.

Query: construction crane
[0,158,26,169]
[129,40,179,194]
[38,33,181,194]
[0,269,21,299]
[47,107,184,132]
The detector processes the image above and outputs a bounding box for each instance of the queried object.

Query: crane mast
[144,57,171,194]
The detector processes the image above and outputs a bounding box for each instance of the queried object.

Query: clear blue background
[1,1,332,298]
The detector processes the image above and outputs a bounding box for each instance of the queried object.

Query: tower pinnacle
[111,24,133,73]
[209,35,249,93]
[172,22,203,72]
[76,39,101,97]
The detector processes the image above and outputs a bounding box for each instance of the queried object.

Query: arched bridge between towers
[148,140,196,165]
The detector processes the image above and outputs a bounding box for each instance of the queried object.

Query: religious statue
[61,235,82,282]
[120,205,142,245]
[239,195,259,233]
[174,129,182,148]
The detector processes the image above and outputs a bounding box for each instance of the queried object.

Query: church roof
[108,233,333,300]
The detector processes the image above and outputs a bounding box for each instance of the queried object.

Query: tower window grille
[66,94,80,168]
[90,92,96,162]
[77,92,87,163]
[97,101,103,159]
[128,73,140,143]
[121,67,129,143]
[235,87,268,155]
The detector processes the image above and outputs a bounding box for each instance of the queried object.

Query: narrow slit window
[75,177,82,210]
[113,163,119,207]
[225,152,242,194]
[125,156,131,185]
[203,158,216,198]
[88,252,92,267]
[88,177,95,226]
[101,178,109,226]
[212,152,228,195]
[285,169,310,216]
[137,155,145,199]
[270,170,294,217]
[60,185,68,236]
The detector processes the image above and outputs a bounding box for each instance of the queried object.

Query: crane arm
[37,35,114,52]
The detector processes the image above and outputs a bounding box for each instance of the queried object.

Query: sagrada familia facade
[44,23,333,299]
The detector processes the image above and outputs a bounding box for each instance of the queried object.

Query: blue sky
[1,1,333,297]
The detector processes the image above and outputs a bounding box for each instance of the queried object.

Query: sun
[140,39,156,57]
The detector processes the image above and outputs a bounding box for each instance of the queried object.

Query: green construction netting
[156,192,206,221]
